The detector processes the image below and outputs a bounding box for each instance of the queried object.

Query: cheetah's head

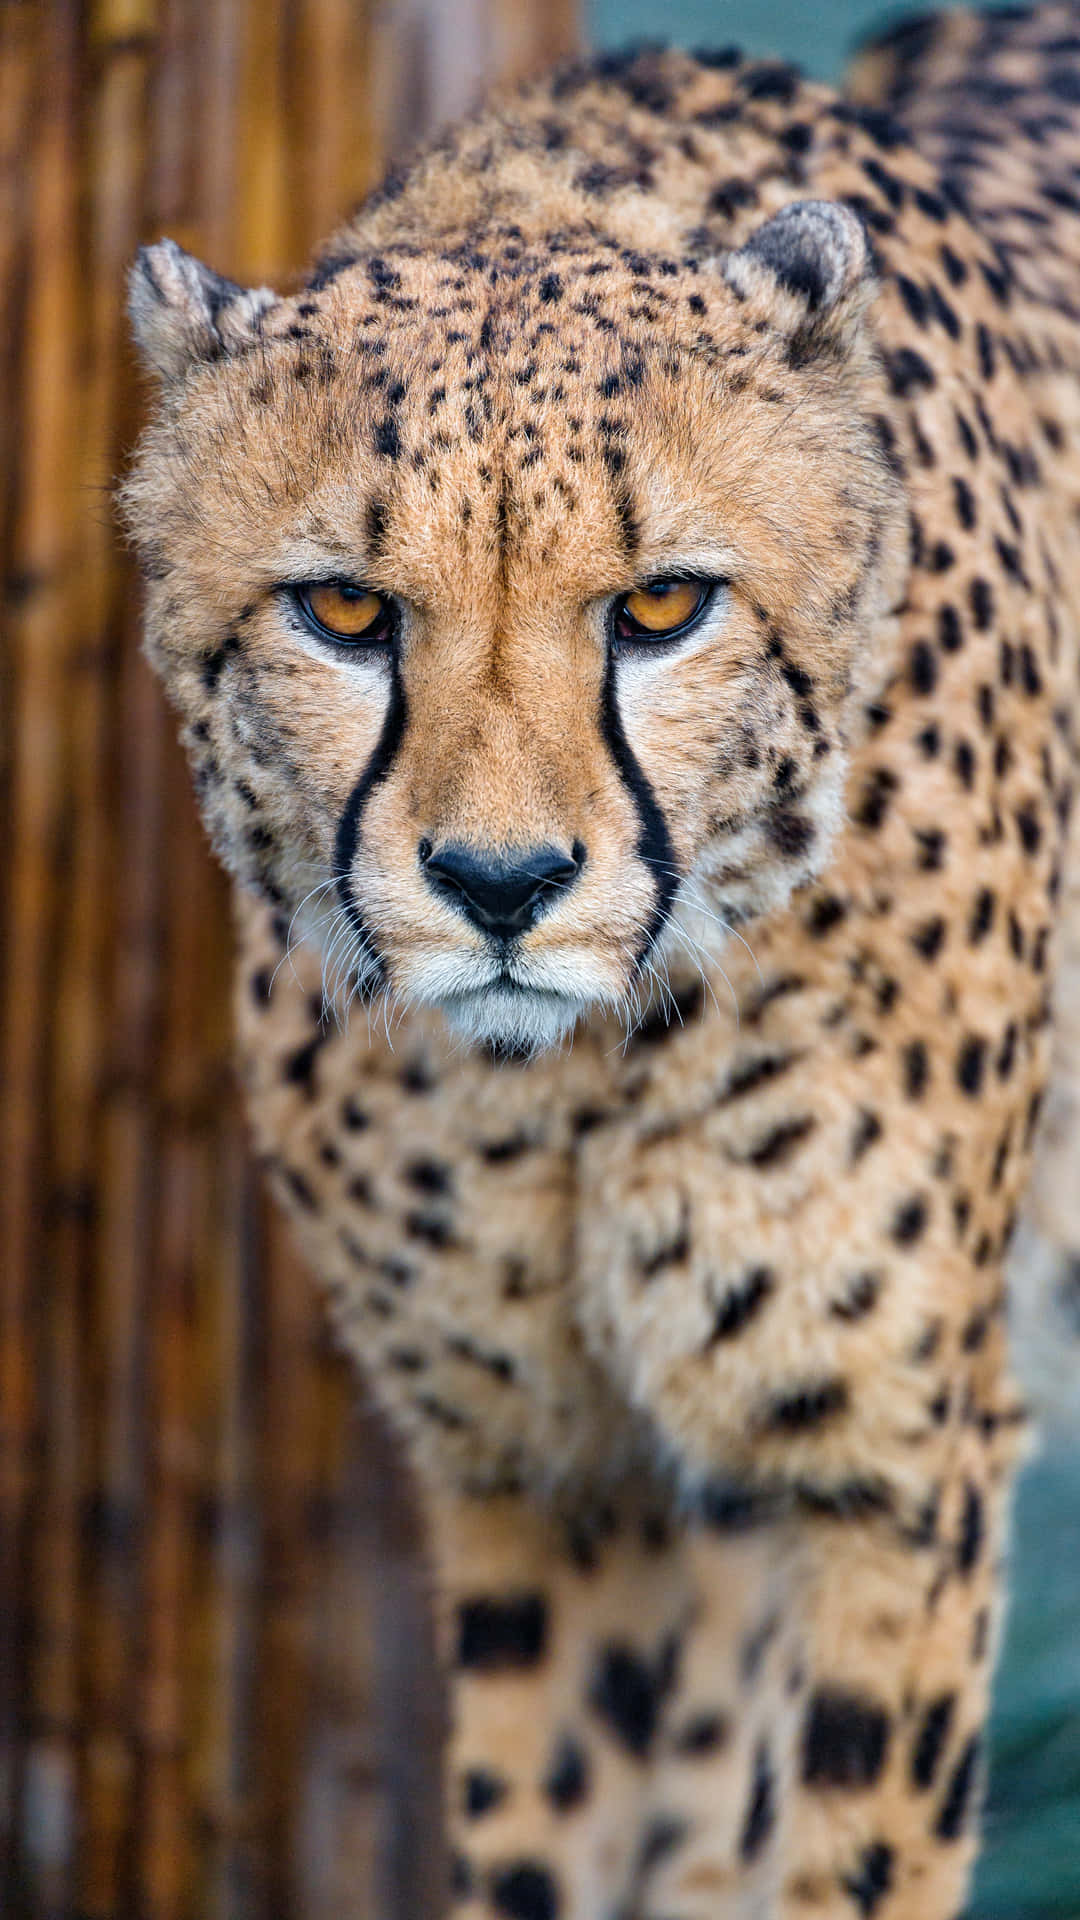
[123,201,906,1052]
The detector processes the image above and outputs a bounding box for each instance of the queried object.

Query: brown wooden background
[0,3,578,1914]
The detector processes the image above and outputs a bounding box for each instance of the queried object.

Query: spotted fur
[123,9,1080,1914]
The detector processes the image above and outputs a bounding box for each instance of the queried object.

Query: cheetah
[122,7,1080,1914]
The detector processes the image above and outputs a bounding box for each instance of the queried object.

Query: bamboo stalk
[0,7,49,1895]
[5,6,88,1911]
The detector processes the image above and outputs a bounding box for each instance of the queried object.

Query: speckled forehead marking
[292,234,757,569]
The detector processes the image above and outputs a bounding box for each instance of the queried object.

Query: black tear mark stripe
[599,651,679,967]
[334,660,407,983]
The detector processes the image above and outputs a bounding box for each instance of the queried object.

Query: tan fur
[123,12,1080,1916]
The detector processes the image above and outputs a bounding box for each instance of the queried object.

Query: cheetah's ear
[722,200,874,334]
[128,238,278,382]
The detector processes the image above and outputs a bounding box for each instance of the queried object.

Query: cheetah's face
[124,205,906,1050]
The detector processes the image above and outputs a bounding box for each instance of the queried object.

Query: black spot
[911,916,946,961]
[892,1195,928,1246]
[458,1593,548,1670]
[802,1688,891,1788]
[743,60,798,101]
[764,1378,848,1432]
[707,1266,774,1343]
[282,1036,325,1095]
[956,1036,986,1097]
[589,1645,662,1759]
[968,888,995,943]
[1016,807,1042,855]
[639,1214,690,1279]
[464,1769,507,1818]
[202,630,241,691]
[935,1735,981,1841]
[830,1272,880,1321]
[911,1694,955,1789]
[366,496,389,556]
[720,1051,799,1101]
[708,174,759,219]
[927,280,961,338]
[739,1742,776,1860]
[747,1115,816,1167]
[780,658,814,698]
[373,415,401,459]
[842,1841,894,1916]
[855,766,900,828]
[958,1481,984,1573]
[673,1710,730,1755]
[544,1736,589,1812]
[404,1157,451,1195]
[612,482,640,556]
[850,1109,882,1163]
[1019,642,1042,697]
[865,157,906,210]
[795,1478,891,1520]
[405,1211,455,1249]
[701,1475,775,1532]
[914,826,945,871]
[634,980,703,1044]
[283,1168,317,1211]
[490,1861,559,1920]
[909,640,937,695]
[895,273,927,325]
[830,99,909,149]
[887,346,936,397]
[637,1814,687,1871]
[902,1040,929,1098]
[1047,63,1080,102]
[953,739,976,789]
[807,894,847,937]
[769,809,815,858]
[538,272,562,303]
[937,604,963,653]
[480,1133,533,1164]
[969,577,994,631]
[250,967,273,1006]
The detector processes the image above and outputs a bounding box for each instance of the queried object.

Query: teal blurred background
[585,2,1080,1911]
[589,0,1021,75]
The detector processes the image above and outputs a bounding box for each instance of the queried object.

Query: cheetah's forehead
[184,231,888,615]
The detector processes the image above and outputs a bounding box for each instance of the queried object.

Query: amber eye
[614,577,715,644]
[293,581,394,644]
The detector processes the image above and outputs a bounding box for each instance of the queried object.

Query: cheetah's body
[125,9,1080,1915]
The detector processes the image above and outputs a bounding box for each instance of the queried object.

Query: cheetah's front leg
[427,1486,790,1920]
[636,1457,1011,1920]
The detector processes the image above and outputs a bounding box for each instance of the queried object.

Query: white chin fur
[439,984,588,1053]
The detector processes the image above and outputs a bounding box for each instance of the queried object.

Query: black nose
[420,839,584,941]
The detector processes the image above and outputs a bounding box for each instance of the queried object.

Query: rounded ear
[128,237,278,382]
[722,201,874,332]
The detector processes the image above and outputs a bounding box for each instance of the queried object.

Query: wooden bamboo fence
[0,3,579,1915]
